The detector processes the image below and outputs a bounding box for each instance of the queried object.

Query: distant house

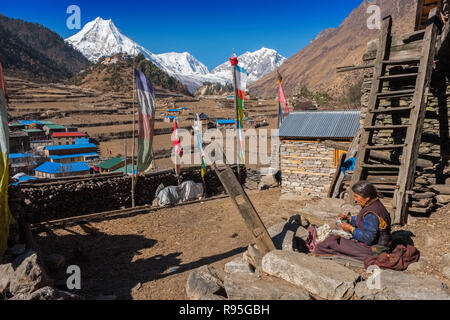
[97,157,125,173]
[8,153,37,175]
[52,132,88,145]
[8,122,26,131]
[45,143,97,157]
[23,129,46,142]
[34,161,91,178]
[9,131,30,153]
[164,116,177,123]
[279,111,360,197]
[49,152,99,164]
[43,124,66,136]
[216,119,236,129]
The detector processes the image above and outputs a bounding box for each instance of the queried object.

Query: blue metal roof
[46,143,97,151]
[279,111,360,139]
[75,138,90,144]
[19,120,42,125]
[34,161,90,174]
[49,152,99,160]
[168,109,180,112]
[165,116,177,120]
[217,119,236,125]
[9,153,35,159]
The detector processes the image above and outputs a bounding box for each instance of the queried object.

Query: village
[0,0,450,304]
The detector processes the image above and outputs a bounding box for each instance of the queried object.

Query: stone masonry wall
[280,140,337,197]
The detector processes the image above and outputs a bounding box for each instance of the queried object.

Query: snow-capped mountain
[66,18,287,94]
[65,17,154,62]
[210,48,287,85]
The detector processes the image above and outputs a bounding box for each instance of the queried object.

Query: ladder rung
[364,125,410,130]
[382,58,421,65]
[377,89,416,98]
[370,106,414,113]
[374,184,400,190]
[378,73,419,81]
[361,164,401,169]
[366,144,407,150]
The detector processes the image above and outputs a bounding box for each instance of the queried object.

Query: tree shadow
[35,230,245,300]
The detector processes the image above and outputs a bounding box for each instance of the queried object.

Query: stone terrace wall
[19,166,246,223]
[280,140,337,197]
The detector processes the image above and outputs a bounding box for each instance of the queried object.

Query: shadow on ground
[35,229,245,299]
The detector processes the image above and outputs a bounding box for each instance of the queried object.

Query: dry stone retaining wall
[280,140,337,197]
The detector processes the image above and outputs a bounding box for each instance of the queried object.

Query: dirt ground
[34,188,450,300]
[35,189,307,300]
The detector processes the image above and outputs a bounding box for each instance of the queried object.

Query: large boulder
[355,270,450,300]
[9,250,50,296]
[224,272,311,300]
[262,250,359,300]
[9,286,83,300]
[186,265,224,300]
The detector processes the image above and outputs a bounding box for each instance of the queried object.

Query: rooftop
[49,152,99,161]
[52,132,88,138]
[34,161,90,174]
[9,153,35,159]
[45,143,97,151]
[279,111,360,139]
[44,124,66,130]
[97,157,125,170]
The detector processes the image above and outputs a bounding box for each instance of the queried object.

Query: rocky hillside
[249,0,417,100]
[0,14,90,82]
[69,53,190,95]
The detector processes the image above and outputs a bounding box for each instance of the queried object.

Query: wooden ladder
[351,9,441,225]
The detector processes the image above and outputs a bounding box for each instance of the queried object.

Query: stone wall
[280,140,337,197]
[19,166,245,223]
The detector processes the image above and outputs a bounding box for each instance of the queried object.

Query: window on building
[334,149,347,167]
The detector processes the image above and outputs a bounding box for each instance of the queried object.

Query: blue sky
[1,0,364,69]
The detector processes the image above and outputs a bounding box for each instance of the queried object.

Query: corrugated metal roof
[98,157,125,170]
[46,143,97,151]
[9,153,35,159]
[217,119,236,125]
[279,111,360,139]
[34,161,90,174]
[52,132,87,138]
[44,124,66,129]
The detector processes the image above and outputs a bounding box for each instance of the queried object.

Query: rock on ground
[224,272,311,300]
[9,250,50,296]
[186,265,225,300]
[0,263,14,297]
[267,222,299,251]
[441,253,450,267]
[224,257,254,275]
[443,267,450,280]
[262,250,359,300]
[9,286,83,300]
[355,269,450,300]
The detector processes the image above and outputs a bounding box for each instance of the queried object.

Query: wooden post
[131,50,137,208]
[124,143,127,177]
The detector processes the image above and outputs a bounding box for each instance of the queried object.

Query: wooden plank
[379,73,419,81]
[394,8,440,225]
[364,124,410,130]
[213,163,275,255]
[377,89,416,97]
[370,106,414,113]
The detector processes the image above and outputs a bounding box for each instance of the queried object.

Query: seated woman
[313,181,392,261]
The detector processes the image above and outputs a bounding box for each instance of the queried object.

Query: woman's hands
[340,223,355,233]
[337,213,351,222]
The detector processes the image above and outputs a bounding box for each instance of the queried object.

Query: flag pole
[231,50,241,184]
[131,46,137,208]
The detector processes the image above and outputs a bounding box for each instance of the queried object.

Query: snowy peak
[211,47,287,84]
[65,17,154,63]
[154,52,209,76]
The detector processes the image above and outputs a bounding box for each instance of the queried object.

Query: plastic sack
[179,180,204,202]
[157,186,181,207]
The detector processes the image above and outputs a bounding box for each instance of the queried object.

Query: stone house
[279,111,360,197]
